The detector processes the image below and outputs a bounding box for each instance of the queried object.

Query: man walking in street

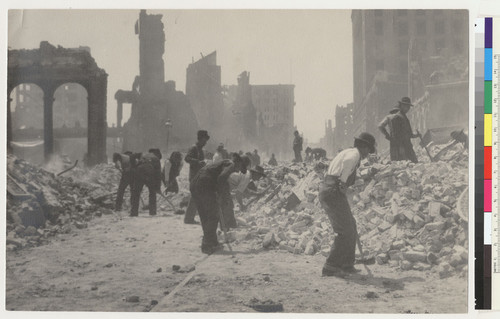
[293,130,303,162]
[378,97,420,163]
[319,132,376,277]
[184,130,210,224]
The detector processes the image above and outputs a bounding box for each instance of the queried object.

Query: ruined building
[349,9,468,153]
[186,52,225,143]
[7,41,108,165]
[118,10,198,153]
[252,84,295,159]
[221,72,295,159]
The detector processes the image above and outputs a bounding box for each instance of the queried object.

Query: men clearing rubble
[378,97,420,163]
[189,153,248,254]
[130,148,162,217]
[293,130,303,162]
[184,130,210,224]
[112,151,134,211]
[319,132,376,277]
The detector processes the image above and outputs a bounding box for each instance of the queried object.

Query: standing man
[190,154,248,254]
[319,132,376,277]
[184,130,210,224]
[253,149,261,166]
[293,130,303,162]
[212,143,225,164]
[378,97,420,163]
[112,151,134,211]
[268,153,278,166]
[130,148,162,217]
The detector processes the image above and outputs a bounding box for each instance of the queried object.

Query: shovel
[417,130,435,162]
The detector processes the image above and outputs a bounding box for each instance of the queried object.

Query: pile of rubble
[223,147,468,277]
[6,155,119,251]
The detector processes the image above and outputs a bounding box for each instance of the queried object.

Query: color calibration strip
[475,17,487,309]
[483,17,492,309]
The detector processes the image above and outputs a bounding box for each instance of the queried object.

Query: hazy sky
[8,9,353,142]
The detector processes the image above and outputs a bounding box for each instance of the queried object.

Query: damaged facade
[186,51,225,143]
[119,10,199,153]
[7,41,108,166]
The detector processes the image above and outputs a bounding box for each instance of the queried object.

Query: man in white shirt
[320,132,376,277]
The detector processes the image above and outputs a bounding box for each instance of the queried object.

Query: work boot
[341,265,361,273]
[201,243,223,255]
[184,219,199,225]
[321,265,347,278]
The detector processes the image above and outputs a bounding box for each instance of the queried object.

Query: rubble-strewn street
[6,145,468,313]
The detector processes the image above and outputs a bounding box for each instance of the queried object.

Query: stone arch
[8,42,108,166]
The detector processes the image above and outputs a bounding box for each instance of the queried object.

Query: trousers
[115,172,132,210]
[190,186,220,248]
[318,183,357,269]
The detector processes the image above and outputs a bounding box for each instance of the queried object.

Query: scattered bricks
[423,221,445,232]
[278,242,289,251]
[391,240,405,250]
[257,227,271,235]
[413,215,425,228]
[24,226,38,236]
[376,253,389,265]
[427,252,439,265]
[235,231,250,241]
[402,251,427,263]
[413,245,425,252]
[428,202,442,218]
[377,221,392,233]
[262,232,277,249]
[388,260,400,268]
[413,262,431,271]
[449,253,466,268]
[440,247,453,257]
[428,241,443,254]
[304,241,316,255]
[74,221,87,229]
[437,262,453,279]
[388,250,403,261]
[400,260,413,270]
[236,217,248,226]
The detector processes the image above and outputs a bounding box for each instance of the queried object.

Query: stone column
[43,92,54,162]
[87,74,108,166]
[117,100,123,128]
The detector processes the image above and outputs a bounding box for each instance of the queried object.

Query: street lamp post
[165,118,172,155]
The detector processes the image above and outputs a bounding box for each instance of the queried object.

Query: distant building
[252,84,295,159]
[351,9,468,153]
[186,51,225,142]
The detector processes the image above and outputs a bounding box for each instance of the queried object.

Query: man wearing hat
[319,132,376,277]
[378,97,420,163]
[184,130,210,224]
[212,143,225,164]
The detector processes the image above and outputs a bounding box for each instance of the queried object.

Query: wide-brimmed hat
[197,130,210,140]
[217,143,224,151]
[398,97,413,107]
[354,132,376,154]
[250,165,266,177]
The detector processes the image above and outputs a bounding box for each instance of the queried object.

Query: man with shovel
[319,132,376,277]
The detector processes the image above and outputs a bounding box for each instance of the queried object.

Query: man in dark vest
[319,132,376,277]
[293,130,303,162]
[184,130,210,224]
[130,148,162,217]
[378,97,420,163]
